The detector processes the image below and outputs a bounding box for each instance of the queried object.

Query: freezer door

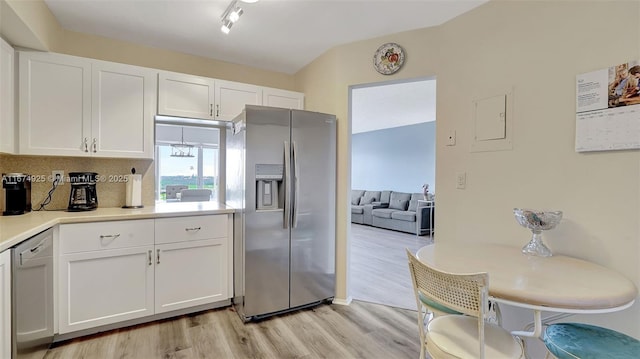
[289,110,336,308]
[242,106,293,317]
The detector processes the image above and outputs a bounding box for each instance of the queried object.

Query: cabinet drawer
[59,219,154,254]
[155,215,227,244]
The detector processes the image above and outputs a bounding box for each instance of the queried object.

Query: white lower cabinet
[58,220,155,334]
[57,215,231,335]
[58,246,154,334]
[0,250,11,359]
[154,215,229,313]
[155,238,228,313]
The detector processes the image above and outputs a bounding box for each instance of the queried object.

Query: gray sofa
[351,189,434,236]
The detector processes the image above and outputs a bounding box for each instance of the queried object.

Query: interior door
[289,110,336,308]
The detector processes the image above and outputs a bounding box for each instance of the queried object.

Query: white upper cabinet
[0,38,15,154]
[19,51,91,156]
[92,61,155,158]
[18,51,156,158]
[263,87,304,110]
[157,71,215,120]
[214,79,262,121]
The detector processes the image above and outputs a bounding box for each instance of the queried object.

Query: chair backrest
[406,249,490,358]
[166,185,188,199]
[180,188,212,202]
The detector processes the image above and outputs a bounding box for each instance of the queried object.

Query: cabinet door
[263,87,304,110]
[158,71,215,120]
[92,62,156,158]
[214,80,262,121]
[0,38,15,154]
[155,238,228,314]
[58,245,154,334]
[18,51,91,156]
[0,251,10,359]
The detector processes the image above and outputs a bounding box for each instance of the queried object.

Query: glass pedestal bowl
[513,208,563,257]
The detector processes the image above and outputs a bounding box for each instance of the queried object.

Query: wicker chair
[406,249,524,359]
[405,250,461,359]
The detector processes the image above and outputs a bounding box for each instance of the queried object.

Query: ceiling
[352,79,436,134]
[43,0,487,75]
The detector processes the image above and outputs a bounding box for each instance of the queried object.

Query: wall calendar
[575,60,640,152]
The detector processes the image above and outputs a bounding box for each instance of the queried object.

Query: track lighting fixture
[220,0,257,34]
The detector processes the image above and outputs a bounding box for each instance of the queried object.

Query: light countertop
[0,202,236,252]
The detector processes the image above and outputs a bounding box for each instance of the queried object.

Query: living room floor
[350,223,433,310]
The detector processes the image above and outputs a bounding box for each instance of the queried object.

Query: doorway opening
[349,77,436,310]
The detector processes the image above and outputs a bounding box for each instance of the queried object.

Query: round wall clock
[373,43,405,75]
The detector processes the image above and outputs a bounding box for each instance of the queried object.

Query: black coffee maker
[68,172,98,211]
[2,173,32,216]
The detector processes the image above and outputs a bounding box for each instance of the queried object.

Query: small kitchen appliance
[68,172,98,211]
[2,173,32,216]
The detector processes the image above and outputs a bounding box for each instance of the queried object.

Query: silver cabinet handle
[99,234,121,239]
[216,104,219,117]
[148,250,152,266]
[185,227,201,232]
[84,137,89,152]
[92,138,97,153]
[292,141,299,228]
[210,104,213,116]
[283,141,291,229]
[156,249,160,264]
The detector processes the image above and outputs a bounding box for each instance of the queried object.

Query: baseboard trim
[332,296,353,306]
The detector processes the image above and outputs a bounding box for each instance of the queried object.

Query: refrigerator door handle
[284,140,291,229]
[292,141,299,228]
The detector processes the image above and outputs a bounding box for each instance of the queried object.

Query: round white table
[416,242,637,337]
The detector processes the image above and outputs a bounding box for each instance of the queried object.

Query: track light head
[221,19,233,34]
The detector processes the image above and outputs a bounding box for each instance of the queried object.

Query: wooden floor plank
[350,223,432,310]
[46,301,419,359]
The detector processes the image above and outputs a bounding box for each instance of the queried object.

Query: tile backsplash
[0,154,154,211]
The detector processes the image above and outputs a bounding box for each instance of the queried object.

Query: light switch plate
[456,172,466,189]
[447,130,456,146]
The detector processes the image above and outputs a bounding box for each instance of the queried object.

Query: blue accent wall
[352,122,435,193]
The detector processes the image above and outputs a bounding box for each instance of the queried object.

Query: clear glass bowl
[513,208,562,257]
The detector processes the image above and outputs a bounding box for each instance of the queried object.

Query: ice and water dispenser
[255,164,284,210]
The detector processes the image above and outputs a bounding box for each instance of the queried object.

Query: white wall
[296,1,640,352]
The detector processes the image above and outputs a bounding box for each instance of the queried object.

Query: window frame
[154,120,226,203]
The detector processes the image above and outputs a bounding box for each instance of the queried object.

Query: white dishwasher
[11,228,54,359]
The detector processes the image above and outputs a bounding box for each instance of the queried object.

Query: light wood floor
[45,301,419,359]
[350,223,433,310]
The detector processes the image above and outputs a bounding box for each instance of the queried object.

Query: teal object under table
[543,323,640,359]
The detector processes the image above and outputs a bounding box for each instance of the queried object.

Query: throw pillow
[408,200,418,212]
[351,194,360,205]
[359,196,375,205]
[389,199,409,211]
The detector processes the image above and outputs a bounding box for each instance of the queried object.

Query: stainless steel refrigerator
[226,105,336,321]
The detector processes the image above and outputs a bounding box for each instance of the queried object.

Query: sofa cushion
[390,191,411,202]
[407,193,422,211]
[389,199,409,210]
[391,211,416,222]
[380,191,392,204]
[351,190,365,205]
[361,191,380,204]
[351,205,364,214]
[371,208,396,219]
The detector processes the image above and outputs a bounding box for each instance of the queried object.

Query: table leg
[511,310,575,339]
[511,310,543,338]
